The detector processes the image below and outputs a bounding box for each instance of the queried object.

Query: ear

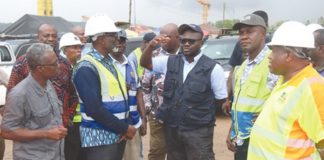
[285,52,293,62]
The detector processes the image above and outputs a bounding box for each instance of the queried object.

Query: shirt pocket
[32,105,52,128]
[246,75,262,98]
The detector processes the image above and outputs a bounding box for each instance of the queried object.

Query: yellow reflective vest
[248,65,324,160]
[134,47,145,79]
[231,51,272,140]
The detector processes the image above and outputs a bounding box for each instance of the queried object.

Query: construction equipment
[197,0,210,24]
[37,0,53,16]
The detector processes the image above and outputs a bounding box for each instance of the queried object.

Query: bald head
[37,24,58,47]
[72,26,87,43]
[159,23,180,53]
[160,23,179,37]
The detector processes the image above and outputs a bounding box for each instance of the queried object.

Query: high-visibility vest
[134,48,145,78]
[72,104,81,123]
[79,55,129,129]
[231,51,272,140]
[248,65,324,160]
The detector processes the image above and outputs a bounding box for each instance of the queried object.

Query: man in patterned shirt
[7,23,78,128]
[141,23,180,160]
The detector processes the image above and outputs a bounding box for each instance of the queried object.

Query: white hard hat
[85,15,119,36]
[59,32,82,50]
[306,23,323,33]
[268,21,314,48]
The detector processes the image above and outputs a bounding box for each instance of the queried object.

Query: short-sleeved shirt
[1,74,64,160]
[248,65,324,159]
[152,52,227,100]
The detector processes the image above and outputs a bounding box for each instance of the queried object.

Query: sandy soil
[3,115,233,160]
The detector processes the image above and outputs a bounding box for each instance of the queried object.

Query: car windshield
[202,37,237,60]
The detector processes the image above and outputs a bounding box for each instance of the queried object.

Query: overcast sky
[0,0,322,27]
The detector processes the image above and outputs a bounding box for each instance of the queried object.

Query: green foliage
[215,19,239,29]
[318,17,324,26]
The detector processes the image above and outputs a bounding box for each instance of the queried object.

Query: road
[3,115,233,160]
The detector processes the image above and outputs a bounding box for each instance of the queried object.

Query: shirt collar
[182,51,203,63]
[247,45,270,65]
[109,54,128,65]
[89,48,105,61]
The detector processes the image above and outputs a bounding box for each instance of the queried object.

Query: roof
[0,14,74,37]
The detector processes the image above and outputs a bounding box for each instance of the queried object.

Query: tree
[318,17,324,26]
[215,19,239,29]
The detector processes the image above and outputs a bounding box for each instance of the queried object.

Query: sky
[0,0,323,27]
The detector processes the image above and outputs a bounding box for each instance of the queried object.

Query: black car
[202,36,238,79]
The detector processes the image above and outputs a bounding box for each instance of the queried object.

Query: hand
[139,118,147,136]
[226,132,236,152]
[222,99,231,116]
[149,35,171,48]
[45,126,67,141]
[125,125,136,139]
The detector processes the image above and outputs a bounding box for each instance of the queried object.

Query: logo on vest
[109,96,115,100]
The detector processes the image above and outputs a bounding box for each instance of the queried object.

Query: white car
[0,42,15,106]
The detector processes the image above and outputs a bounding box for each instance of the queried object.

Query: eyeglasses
[39,60,59,67]
[179,38,201,45]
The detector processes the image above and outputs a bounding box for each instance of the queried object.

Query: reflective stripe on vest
[248,73,324,160]
[79,55,128,129]
[134,48,144,78]
[72,104,81,122]
[231,51,272,139]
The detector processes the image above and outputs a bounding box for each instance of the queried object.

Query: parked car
[0,42,16,106]
[201,36,238,79]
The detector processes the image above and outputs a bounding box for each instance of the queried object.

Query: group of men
[0,10,324,160]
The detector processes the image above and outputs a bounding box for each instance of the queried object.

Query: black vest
[157,54,217,130]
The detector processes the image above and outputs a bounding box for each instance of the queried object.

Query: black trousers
[84,141,126,160]
[64,122,86,160]
[165,126,215,160]
[234,138,250,160]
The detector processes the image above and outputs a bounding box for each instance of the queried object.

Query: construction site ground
[3,115,233,160]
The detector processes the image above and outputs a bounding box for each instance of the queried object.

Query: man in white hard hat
[248,21,324,159]
[59,32,82,66]
[73,15,137,160]
[59,32,85,160]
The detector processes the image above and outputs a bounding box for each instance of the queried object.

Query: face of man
[99,32,117,53]
[268,46,289,75]
[64,45,82,65]
[238,25,266,54]
[160,30,179,52]
[112,37,127,56]
[37,51,59,79]
[38,26,58,47]
[73,27,87,44]
[308,32,322,61]
[180,30,203,57]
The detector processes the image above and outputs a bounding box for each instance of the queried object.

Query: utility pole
[129,0,132,24]
[222,3,225,27]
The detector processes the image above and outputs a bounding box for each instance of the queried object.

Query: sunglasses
[179,38,201,45]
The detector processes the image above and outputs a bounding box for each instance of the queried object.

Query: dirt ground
[3,115,233,160]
